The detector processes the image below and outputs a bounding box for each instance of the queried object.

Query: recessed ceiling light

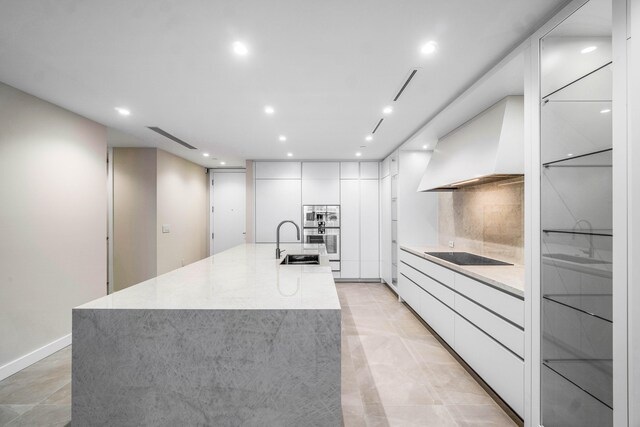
[355,152,362,157]
[383,106,393,115]
[420,41,437,55]
[114,107,130,116]
[581,46,597,54]
[203,153,210,157]
[567,153,574,157]
[365,135,373,142]
[600,108,611,114]
[220,161,226,165]
[279,135,287,142]
[264,105,275,115]
[287,152,293,157]
[422,145,428,150]
[232,41,249,56]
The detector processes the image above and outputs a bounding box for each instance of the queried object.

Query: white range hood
[418,96,524,192]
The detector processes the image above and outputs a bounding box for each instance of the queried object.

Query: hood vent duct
[147,127,197,149]
[393,69,418,101]
[418,96,524,192]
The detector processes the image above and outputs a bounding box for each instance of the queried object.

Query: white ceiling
[0,0,566,167]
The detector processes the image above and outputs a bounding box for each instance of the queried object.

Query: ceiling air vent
[393,69,418,101]
[147,127,197,149]
[372,118,384,134]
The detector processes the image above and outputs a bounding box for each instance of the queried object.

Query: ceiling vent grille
[371,118,384,134]
[393,69,418,101]
[147,127,197,149]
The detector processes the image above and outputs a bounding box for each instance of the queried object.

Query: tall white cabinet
[338,162,380,279]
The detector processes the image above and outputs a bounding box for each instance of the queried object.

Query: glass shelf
[543,62,612,101]
[544,294,612,322]
[543,294,612,322]
[543,229,613,237]
[543,148,612,168]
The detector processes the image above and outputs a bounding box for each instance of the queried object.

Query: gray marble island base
[72,244,342,426]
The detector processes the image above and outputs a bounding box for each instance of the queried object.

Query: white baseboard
[0,334,72,381]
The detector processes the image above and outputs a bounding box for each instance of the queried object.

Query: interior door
[212,171,246,254]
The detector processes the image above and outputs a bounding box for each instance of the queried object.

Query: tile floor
[338,282,516,427]
[0,282,516,426]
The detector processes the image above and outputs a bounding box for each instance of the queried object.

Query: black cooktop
[425,252,512,266]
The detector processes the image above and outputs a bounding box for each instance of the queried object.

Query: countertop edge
[400,246,525,298]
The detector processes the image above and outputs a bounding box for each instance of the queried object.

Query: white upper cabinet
[301,162,340,204]
[302,162,339,180]
[255,179,302,242]
[359,162,379,179]
[302,179,340,205]
[255,162,301,179]
[340,162,359,179]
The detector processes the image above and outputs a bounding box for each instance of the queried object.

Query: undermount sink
[280,254,320,265]
[544,253,610,265]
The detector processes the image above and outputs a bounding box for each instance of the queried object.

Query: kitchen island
[72,243,341,426]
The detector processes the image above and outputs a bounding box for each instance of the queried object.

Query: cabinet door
[360,162,379,179]
[340,162,359,179]
[380,176,392,284]
[255,179,301,242]
[454,314,524,416]
[255,162,301,179]
[360,179,379,278]
[301,162,340,205]
[340,180,360,278]
[302,162,340,180]
[302,179,340,205]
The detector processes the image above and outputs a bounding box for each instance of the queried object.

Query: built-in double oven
[303,205,340,271]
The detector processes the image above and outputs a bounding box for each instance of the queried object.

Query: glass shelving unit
[539,0,613,425]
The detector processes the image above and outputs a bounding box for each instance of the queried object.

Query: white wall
[398,151,439,247]
[0,82,107,378]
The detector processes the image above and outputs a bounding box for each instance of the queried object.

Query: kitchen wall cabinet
[360,178,379,278]
[340,162,359,179]
[254,179,301,242]
[359,162,379,179]
[255,161,301,179]
[340,179,360,278]
[398,248,525,417]
[253,161,379,279]
[301,162,340,205]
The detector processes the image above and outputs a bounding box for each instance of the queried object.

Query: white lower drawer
[454,314,524,416]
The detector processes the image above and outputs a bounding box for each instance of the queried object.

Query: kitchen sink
[280,254,320,265]
[544,253,611,265]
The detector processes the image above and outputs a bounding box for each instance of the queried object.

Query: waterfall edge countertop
[77,243,339,310]
[401,245,525,297]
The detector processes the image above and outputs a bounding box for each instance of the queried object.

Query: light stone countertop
[401,245,525,298]
[76,243,340,310]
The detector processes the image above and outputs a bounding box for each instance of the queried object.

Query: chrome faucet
[573,219,595,258]
[276,220,300,259]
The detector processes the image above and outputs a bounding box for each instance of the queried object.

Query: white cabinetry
[380,175,392,284]
[360,179,379,278]
[302,162,339,205]
[340,179,360,278]
[255,179,301,242]
[255,162,301,179]
[398,248,525,417]
[340,162,359,179]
